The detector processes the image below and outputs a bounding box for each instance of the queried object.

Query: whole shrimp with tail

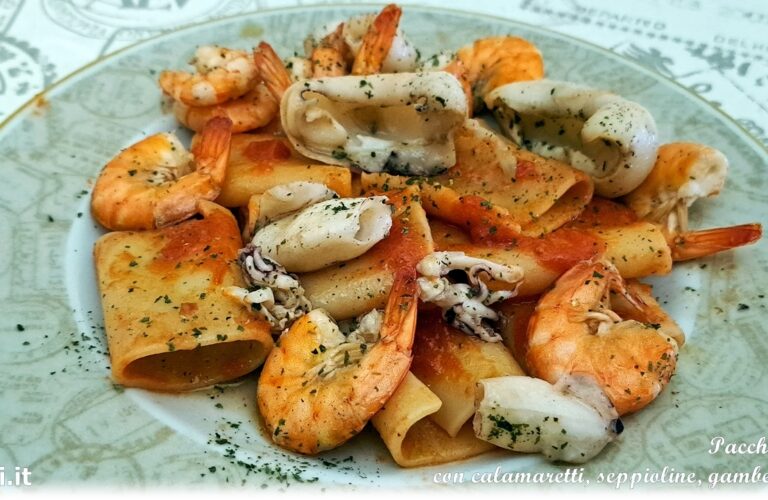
[91,117,233,231]
[523,259,684,415]
[624,142,761,261]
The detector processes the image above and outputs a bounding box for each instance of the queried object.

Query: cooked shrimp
[159,46,258,106]
[253,42,293,103]
[257,271,418,454]
[455,36,544,110]
[625,143,727,233]
[172,83,278,133]
[310,23,351,77]
[624,143,762,260]
[524,259,684,415]
[351,3,402,75]
[91,117,233,231]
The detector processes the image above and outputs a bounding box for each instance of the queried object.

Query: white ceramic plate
[1,4,766,489]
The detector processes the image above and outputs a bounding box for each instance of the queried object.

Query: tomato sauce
[524,228,606,274]
[567,197,639,229]
[514,159,537,180]
[411,309,466,382]
[368,190,432,274]
[153,211,241,284]
[447,192,605,274]
[243,138,292,174]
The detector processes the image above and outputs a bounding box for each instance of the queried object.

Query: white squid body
[474,375,622,463]
[256,181,338,227]
[308,14,420,73]
[251,196,392,273]
[281,72,468,176]
[485,80,659,198]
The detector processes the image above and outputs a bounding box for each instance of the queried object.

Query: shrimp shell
[91,117,233,231]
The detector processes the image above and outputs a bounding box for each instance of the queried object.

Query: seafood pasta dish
[90,4,762,466]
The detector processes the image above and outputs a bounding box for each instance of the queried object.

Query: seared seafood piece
[171,83,277,133]
[523,259,684,415]
[252,181,338,228]
[281,72,467,175]
[486,79,659,198]
[223,244,311,334]
[307,4,418,74]
[350,3,404,75]
[623,142,762,261]
[455,36,544,110]
[91,117,233,231]
[257,270,419,454]
[668,224,762,261]
[474,375,622,463]
[309,23,352,77]
[159,46,258,106]
[239,181,337,241]
[253,42,294,103]
[416,251,524,342]
[625,143,727,232]
[251,195,393,273]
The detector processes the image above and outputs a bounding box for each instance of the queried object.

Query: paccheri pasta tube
[410,310,526,436]
[372,372,495,467]
[214,134,352,207]
[94,201,273,391]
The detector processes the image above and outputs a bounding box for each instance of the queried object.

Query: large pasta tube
[431,119,594,236]
[430,217,671,297]
[93,201,273,391]
[252,196,392,273]
[214,134,352,207]
[372,372,494,467]
[411,310,525,437]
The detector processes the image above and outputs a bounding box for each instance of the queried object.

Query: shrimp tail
[311,23,351,76]
[153,118,233,228]
[351,3,402,75]
[191,116,233,184]
[380,270,418,352]
[253,42,293,102]
[671,223,762,261]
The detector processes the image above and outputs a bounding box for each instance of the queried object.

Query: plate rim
[3,3,766,487]
[0,2,766,160]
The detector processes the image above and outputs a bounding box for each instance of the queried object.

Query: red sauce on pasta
[524,228,606,274]
[243,138,292,164]
[153,210,240,284]
[567,197,639,229]
[366,189,432,273]
[411,309,468,381]
[514,159,537,179]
